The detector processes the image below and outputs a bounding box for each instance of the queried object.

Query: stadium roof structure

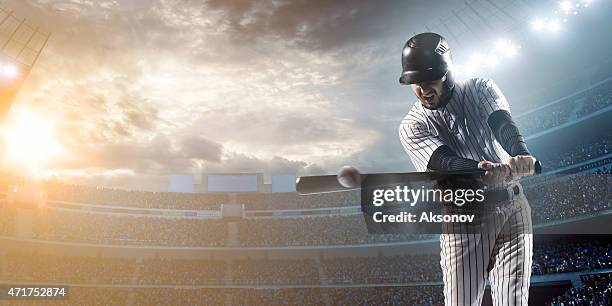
[0,6,50,119]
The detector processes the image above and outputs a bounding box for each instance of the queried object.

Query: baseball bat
[296,160,542,195]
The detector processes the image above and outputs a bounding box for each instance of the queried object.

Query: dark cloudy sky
[0,0,609,190]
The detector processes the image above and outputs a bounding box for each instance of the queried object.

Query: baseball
[337,165,361,189]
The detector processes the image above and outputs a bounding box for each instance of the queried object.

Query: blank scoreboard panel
[206,175,259,193]
[271,175,296,193]
[168,174,194,193]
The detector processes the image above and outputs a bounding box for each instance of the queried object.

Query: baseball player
[398,33,538,306]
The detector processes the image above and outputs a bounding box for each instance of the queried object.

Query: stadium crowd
[5,253,135,284]
[2,238,610,288]
[138,258,226,285]
[231,289,324,305]
[539,130,612,169]
[132,288,227,305]
[526,170,612,224]
[548,272,612,305]
[236,215,428,246]
[327,286,443,305]
[131,287,443,305]
[237,190,359,210]
[0,204,15,236]
[516,79,612,135]
[576,80,612,117]
[232,259,320,285]
[0,286,444,305]
[322,255,442,284]
[32,210,227,247]
[62,287,131,306]
[38,182,358,211]
[1,237,611,304]
[44,182,226,210]
[1,166,610,248]
[0,166,609,248]
[533,237,612,275]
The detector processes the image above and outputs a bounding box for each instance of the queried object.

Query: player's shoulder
[456,77,504,103]
[458,77,491,91]
[399,102,427,129]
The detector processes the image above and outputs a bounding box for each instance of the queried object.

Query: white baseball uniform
[399,78,533,306]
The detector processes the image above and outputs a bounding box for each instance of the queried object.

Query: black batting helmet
[399,32,453,85]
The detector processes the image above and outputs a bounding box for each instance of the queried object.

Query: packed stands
[138,258,226,285]
[236,191,359,210]
[44,182,226,210]
[322,254,441,284]
[548,272,612,305]
[32,210,226,247]
[232,259,320,285]
[538,131,612,169]
[0,167,609,248]
[0,205,15,236]
[231,288,324,305]
[5,253,135,284]
[132,288,227,305]
[65,287,131,306]
[0,168,610,247]
[326,286,444,305]
[526,170,612,224]
[41,182,358,211]
[3,237,610,288]
[236,215,427,247]
[533,237,612,275]
[516,79,612,136]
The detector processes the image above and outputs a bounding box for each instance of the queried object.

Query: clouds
[179,136,223,162]
[2,0,462,190]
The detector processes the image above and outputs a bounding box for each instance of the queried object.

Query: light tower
[0,7,50,119]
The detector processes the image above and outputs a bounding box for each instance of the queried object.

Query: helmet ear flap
[443,70,455,91]
[438,70,455,106]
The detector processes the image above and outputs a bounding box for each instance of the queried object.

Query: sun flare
[0,110,64,170]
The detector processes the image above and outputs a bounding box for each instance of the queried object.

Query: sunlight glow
[0,110,64,170]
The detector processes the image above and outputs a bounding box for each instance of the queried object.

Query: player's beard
[420,86,454,110]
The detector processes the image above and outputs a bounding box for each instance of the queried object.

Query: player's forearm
[487,110,531,157]
[427,145,480,171]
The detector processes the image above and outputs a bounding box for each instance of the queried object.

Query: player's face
[411,77,446,110]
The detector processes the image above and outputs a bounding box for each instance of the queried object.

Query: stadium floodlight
[1,63,17,78]
[0,7,50,120]
[469,52,482,65]
[485,54,500,68]
[531,19,544,31]
[547,19,561,32]
[560,1,573,11]
[494,39,518,58]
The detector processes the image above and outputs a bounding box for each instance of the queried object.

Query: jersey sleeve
[476,78,511,118]
[398,111,445,172]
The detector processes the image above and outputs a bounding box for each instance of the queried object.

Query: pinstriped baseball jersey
[399,78,513,171]
[398,77,533,306]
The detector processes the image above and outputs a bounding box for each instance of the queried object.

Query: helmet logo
[434,41,449,55]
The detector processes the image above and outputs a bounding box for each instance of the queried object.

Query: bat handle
[478,159,542,176]
[534,160,542,175]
